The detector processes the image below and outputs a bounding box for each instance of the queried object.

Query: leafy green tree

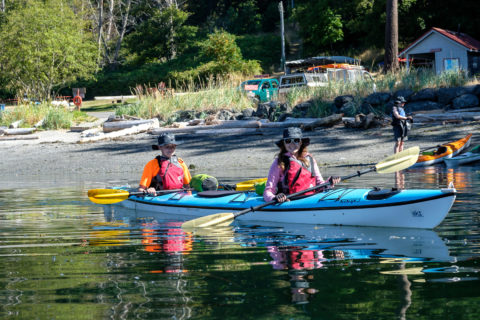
[0,0,97,100]
[293,0,343,55]
[225,0,261,35]
[171,30,261,82]
[124,6,198,66]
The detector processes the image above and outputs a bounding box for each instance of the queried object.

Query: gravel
[1,122,479,186]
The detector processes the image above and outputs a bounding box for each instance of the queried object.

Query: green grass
[115,79,253,122]
[0,103,96,129]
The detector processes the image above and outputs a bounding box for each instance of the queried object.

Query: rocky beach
[1,121,479,187]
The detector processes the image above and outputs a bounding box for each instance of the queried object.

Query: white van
[279,66,375,95]
[278,73,328,95]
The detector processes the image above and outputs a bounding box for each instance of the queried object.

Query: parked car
[279,65,375,95]
[240,78,279,103]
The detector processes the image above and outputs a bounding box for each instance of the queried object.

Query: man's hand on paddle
[139,187,157,196]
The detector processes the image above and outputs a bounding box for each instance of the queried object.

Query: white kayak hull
[113,188,456,229]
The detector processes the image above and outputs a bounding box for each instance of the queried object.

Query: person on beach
[263,127,340,203]
[138,133,192,195]
[391,96,413,153]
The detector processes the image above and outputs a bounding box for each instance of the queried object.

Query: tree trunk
[384,0,399,73]
[1,0,5,13]
[97,0,104,65]
[167,0,177,60]
[107,0,115,41]
[112,0,131,66]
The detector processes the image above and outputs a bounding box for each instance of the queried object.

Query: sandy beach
[1,120,479,186]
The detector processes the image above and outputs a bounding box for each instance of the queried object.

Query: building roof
[399,27,480,56]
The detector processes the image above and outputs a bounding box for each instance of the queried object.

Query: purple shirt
[263,152,325,202]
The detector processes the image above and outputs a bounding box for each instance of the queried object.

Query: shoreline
[1,122,479,185]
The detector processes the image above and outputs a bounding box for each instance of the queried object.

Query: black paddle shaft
[233,166,376,218]
[132,188,190,197]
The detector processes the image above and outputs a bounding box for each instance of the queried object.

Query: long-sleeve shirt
[263,152,325,202]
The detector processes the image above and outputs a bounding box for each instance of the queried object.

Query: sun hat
[152,133,182,150]
[275,127,310,148]
[394,96,407,105]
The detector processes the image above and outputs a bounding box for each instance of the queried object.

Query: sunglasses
[284,138,301,144]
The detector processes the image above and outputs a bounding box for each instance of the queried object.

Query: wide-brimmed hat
[152,133,182,150]
[394,96,407,104]
[275,127,310,147]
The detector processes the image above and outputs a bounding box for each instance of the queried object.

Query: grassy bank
[0,103,95,129]
[2,69,476,128]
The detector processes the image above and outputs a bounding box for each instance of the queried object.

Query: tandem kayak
[110,186,457,229]
[444,145,480,167]
[412,134,472,167]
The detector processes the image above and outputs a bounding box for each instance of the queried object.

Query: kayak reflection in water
[264,127,340,203]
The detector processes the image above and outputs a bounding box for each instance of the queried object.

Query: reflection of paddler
[268,246,325,270]
[141,222,192,254]
[289,270,318,305]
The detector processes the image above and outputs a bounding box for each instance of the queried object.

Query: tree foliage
[124,5,198,66]
[292,0,343,56]
[0,0,97,99]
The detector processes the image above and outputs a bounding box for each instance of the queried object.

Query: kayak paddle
[88,188,187,205]
[181,146,420,229]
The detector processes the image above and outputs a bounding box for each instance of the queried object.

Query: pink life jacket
[151,155,184,190]
[282,155,316,195]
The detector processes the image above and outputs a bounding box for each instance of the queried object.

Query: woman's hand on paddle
[275,193,289,203]
[139,187,157,196]
[328,176,341,186]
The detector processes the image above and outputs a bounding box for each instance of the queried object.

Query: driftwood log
[103,119,159,133]
[3,128,36,135]
[302,113,344,130]
[343,113,386,129]
[0,135,39,141]
[414,112,480,122]
[71,118,106,132]
[9,120,23,129]
[150,118,321,135]
[81,119,159,143]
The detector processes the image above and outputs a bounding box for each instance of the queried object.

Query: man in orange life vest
[138,133,192,195]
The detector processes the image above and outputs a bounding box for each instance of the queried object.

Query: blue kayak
[110,186,456,229]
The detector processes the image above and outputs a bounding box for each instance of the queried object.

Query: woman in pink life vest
[263,127,340,203]
[138,133,192,196]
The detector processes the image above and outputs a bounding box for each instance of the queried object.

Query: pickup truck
[240,78,279,103]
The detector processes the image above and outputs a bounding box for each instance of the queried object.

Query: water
[1,166,480,319]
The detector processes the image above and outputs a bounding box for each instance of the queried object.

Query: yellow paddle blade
[181,212,235,229]
[375,146,420,174]
[235,177,267,191]
[88,189,130,205]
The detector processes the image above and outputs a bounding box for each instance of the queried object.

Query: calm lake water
[1,165,479,319]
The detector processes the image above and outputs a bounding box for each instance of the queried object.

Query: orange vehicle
[412,133,472,167]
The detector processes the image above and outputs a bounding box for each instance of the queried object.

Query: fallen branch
[103,119,159,133]
[80,119,159,143]
[0,135,39,141]
[302,114,344,130]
